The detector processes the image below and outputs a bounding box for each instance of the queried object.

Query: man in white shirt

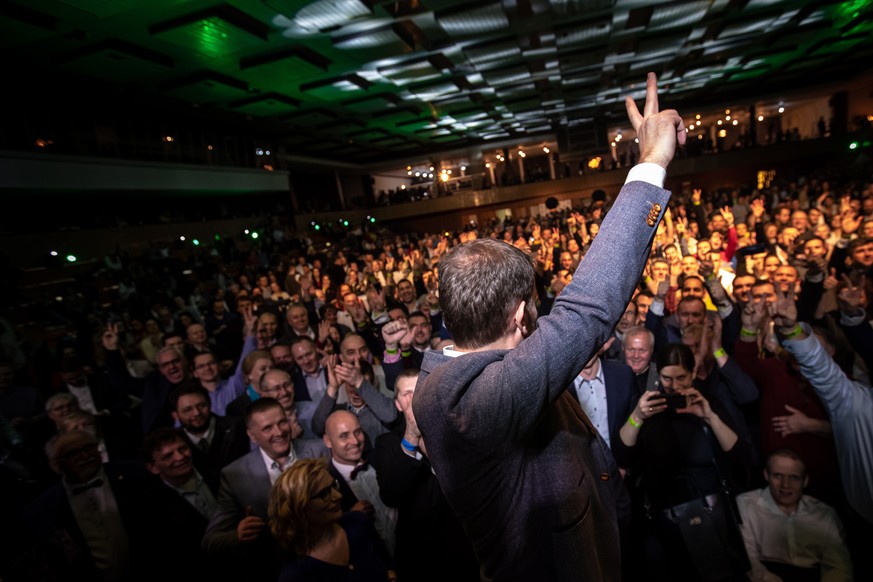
[737,449,852,581]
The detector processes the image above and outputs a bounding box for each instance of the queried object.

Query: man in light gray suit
[201,397,326,581]
[413,73,684,582]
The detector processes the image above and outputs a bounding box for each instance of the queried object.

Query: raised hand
[823,267,840,291]
[382,319,408,349]
[102,323,121,351]
[750,198,765,219]
[837,274,866,313]
[335,358,364,390]
[742,298,769,332]
[769,287,798,331]
[625,73,686,169]
[692,188,702,205]
[241,304,256,338]
[719,206,735,228]
[324,354,341,398]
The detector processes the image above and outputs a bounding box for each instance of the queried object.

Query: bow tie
[349,461,369,481]
[72,478,103,495]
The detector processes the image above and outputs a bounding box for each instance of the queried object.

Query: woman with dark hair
[613,343,753,581]
[269,458,391,582]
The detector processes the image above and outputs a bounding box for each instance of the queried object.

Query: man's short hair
[289,335,316,350]
[143,427,187,463]
[408,310,429,323]
[621,326,655,349]
[385,302,409,318]
[244,397,283,428]
[765,448,806,476]
[677,295,706,311]
[45,392,78,413]
[395,368,421,385]
[440,238,535,348]
[848,237,872,255]
[169,381,210,412]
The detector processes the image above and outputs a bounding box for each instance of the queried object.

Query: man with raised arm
[413,73,684,581]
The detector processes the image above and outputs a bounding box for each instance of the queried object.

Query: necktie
[198,438,210,453]
[349,461,369,481]
[72,478,103,495]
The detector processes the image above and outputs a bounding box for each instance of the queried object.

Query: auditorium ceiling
[2,0,871,164]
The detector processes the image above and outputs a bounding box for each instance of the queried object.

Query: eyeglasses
[262,381,293,394]
[194,361,217,370]
[158,358,182,369]
[56,442,100,460]
[312,479,340,502]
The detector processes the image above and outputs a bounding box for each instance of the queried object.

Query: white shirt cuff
[650,297,665,317]
[625,163,666,188]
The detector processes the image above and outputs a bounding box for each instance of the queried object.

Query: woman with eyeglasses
[269,458,392,581]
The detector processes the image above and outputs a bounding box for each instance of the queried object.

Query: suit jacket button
[653,203,662,213]
[646,217,656,227]
[599,472,610,481]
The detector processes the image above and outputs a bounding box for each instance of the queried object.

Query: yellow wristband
[713,347,726,358]
[780,325,804,339]
[628,415,643,429]
[740,327,759,337]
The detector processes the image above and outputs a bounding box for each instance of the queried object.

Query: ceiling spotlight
[725,115,731,121]
[778,106,785,113]
[611,142,616,147]
[634,138,639,143]
[429,166,434,171]
[543,147,550,153]
[485,162,491,168]
[461,165,466,171]
[695,114,701,120]
[717,120,723,125]
[407,171,412,175]
[725,109,731,115]
[757,115,764,121]
[732,120,738,126]
[415,172,420,176]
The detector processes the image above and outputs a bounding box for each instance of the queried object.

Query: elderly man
[623,326,658,395]
[413,73,682,581]
[737,449,852,581]
[103,323,190,435]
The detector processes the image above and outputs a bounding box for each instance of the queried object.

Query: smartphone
[663,393,687,411]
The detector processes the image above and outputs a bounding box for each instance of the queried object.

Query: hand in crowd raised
[325,354,340,398]
[773,405,816,437]
[718,206,735,228]
[837,274,866,314]
[101,322,122,352]
[335,358,364,390]
[241,304,256,338]
[770,287,798,330]
[317,320,331,345]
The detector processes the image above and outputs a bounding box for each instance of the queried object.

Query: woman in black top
[613,343,752,581]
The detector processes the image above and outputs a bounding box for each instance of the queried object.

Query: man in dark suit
[103,323,190,435]
[17,430,148,581]
[141,428,220,581]
[413,73,682,581]
[371,368,479,582]
[569,338,638,451]
[169,383,250,492]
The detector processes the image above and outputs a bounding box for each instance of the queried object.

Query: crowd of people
[1,77,872,582]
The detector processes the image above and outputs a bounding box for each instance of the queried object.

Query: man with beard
[170,384,249,492]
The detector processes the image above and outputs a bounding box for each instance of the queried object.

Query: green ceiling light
[849,142,859,150]
[193,239,200,246]
[215,234,221,241]
[343,220,349,226]
[314,224,321,231]
[251,232,259,239]
[66,255,77,262]
[370,217,376,223]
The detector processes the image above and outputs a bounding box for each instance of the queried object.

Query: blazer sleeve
[474,181,672,444]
